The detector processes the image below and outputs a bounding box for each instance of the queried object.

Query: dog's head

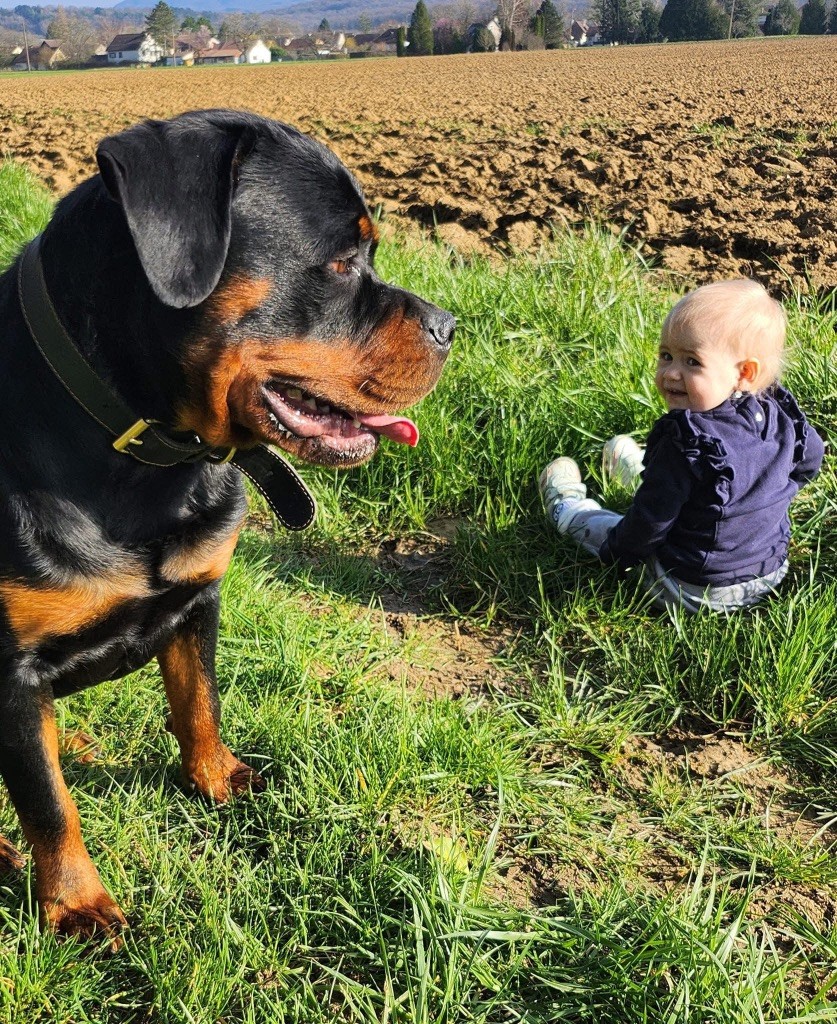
[96,110,454,468]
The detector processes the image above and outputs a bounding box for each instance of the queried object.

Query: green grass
[0,160,836,1021]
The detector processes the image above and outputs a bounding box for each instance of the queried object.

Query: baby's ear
[738,359,761,386]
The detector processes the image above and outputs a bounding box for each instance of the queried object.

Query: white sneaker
[602,435,644,488]
[538,457,587,514]
[551,496,601,534]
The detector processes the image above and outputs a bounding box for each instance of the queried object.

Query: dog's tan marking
[358,215,379,243]
[204,274,271,326]
[25,704,126,949]
[158,633,264,802]
[0,568,151,647]
[160,527,241,586]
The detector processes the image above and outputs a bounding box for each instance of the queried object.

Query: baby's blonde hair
[662,279,786,390]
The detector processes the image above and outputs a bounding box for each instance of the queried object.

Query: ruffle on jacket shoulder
[771,385,810,468]
[648,411,735,502]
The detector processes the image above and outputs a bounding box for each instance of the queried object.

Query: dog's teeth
[267,412,278,425]
[304,397,318,410]
[287,388,302,400]
[352,418,361,428]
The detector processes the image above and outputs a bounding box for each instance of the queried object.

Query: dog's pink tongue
[356,413,419,447]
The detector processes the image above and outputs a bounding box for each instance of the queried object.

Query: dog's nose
[423,309,456,352]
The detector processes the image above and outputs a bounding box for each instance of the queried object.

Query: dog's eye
[329,257,359,277]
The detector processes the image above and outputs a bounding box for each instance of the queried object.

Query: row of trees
[406,0,837,55]
[595,0,836,43]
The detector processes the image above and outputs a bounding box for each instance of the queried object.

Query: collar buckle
[113,418,153,453]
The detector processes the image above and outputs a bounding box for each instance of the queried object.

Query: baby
[539,279,825,613]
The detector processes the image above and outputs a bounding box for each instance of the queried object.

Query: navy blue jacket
[599,387,824,585]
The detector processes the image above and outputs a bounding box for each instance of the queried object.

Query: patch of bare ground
[487,731,836,925]
[370,519,520,698]
[381,611,516,699]
[2,37,836,291]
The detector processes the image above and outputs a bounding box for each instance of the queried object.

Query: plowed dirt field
[2,36,836,291]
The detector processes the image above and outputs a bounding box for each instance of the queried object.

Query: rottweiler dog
[0,109,453,946]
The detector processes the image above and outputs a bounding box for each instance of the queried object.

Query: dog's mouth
[261,381,419,466]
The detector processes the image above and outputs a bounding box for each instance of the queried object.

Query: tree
[145,0,177,53]
[219,14,246,42]
[46,7,97,62]
[318,17,330,31]
[659,0,727,39]
[720,0,759,36]
[830,0,837,31]
[408,0,433,53]
[594,0,643,41]
[396,24,406,53]
[357,12,373,31]
[181,14,213,33]
[763,0,800,33]
[530,0,564,46]
[638,0,662,39]
[471,24,495,48]
[496,0,530,43]
[799,0,826,32]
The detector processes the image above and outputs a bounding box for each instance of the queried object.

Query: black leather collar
[17,235,315,530]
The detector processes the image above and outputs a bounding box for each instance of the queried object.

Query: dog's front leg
[0,678,126,947]
[158,591,265,802]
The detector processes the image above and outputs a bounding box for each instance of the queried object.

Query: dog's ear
[96,116,256,309]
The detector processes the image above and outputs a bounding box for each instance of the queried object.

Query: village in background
[0,0,832,72]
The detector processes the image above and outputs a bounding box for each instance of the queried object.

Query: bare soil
[2,36,836,292]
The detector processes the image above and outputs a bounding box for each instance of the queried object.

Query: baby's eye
[658,352,672,362]
[687,358,702,367]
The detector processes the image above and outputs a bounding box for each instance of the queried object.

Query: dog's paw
[58,729,100,764]
[42,890,128,953]
[0,834,25,873]
[183,746,266,803]
[228,760,266,798]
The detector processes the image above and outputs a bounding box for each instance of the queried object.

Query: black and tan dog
[0,109,453,945]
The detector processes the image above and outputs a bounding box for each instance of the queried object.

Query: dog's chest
[1,526,238,650]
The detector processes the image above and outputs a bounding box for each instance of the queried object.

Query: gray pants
[556,501,788,614]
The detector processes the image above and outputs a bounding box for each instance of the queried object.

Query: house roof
[106,33,147,53]
[199,46,242,58]
[351,28,401,45]
[284,37,318,52]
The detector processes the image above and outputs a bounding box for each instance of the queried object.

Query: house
[242,39,271,64]
[12,39,65,70]
[282,36,320,59]
[106,32,163,65]
[196,45,243,65]
[348,28,401,55]
[165,40,196,66]
[281,31,346,58]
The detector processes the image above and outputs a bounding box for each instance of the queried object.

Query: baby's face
[655,328,744,413]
